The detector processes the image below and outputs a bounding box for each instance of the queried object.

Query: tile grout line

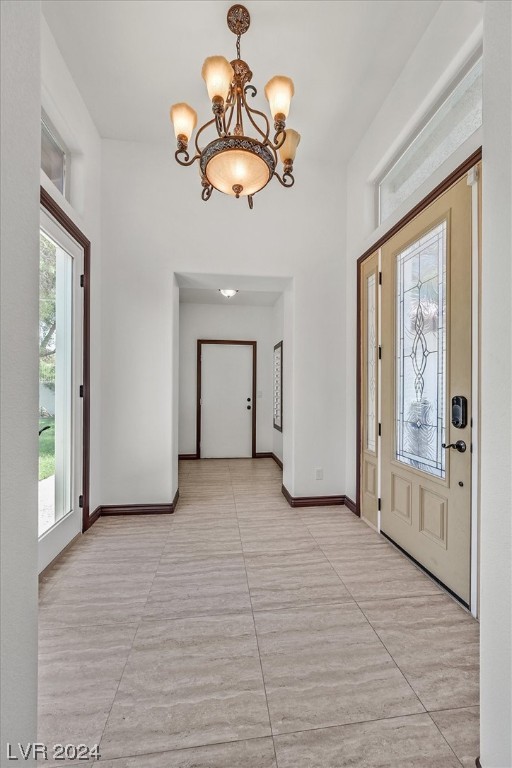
[426,711,466,767]
[95,513,176,755]
[306,525,373,604]
[86,734,274,765]
[302,514,465,612]
[80,709,469,765]
[229,461,280,768]
[300,526,376,600]
[93,468,235,760]
[354,596,432,712]
[92,622,139,759]
[228,464,442,762]
[270,707,470,743]
[428,704,480,714]
[309,527,430,718]
[306,523,442,603]
[231,465,444,753]
[38,589,444,632]
[353,590,479,721]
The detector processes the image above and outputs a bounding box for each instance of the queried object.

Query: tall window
[39,228,73,535]
[378,57,482,224]
[41,110,69,197]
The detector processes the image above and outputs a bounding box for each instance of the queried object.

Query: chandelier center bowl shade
[200,137,275,197]
[170,4,300,209]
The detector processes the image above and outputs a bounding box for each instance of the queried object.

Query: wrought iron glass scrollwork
[366,273,377,453]
[395,221,447,479]
[273,341,283,432]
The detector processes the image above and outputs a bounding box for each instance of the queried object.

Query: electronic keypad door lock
[451,395,467,429]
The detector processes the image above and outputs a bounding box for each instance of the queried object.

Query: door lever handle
[442,440,466,453]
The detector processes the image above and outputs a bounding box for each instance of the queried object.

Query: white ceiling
[41,0,443,162]
[179,288,281,306]
[175,272,291,290]
[176,272,290,305]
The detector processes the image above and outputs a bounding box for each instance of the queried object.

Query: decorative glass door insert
[366,273,377,453]
[395,221,447,478]
[360,251,379,528]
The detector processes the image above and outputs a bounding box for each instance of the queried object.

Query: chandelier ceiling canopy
[170,4,300,209]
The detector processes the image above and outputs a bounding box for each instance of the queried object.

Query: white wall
[345,1,483,500]
[41,18,103,513]
[101,138,345,500]
[0,1,40,760]
[479,3,512,766]
[272,293,285,462]
[179,302,276,455]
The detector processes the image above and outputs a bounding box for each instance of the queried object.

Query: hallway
[38,458,479,766]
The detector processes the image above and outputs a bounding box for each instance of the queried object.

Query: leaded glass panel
[396,221,446,478]
[366,273,377,452]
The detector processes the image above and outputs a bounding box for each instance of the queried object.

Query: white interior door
[200,343,253,458]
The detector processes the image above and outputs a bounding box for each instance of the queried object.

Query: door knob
[442,440,466,453]
[247,405,251,410]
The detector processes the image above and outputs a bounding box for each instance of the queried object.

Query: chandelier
[170,4,300,209]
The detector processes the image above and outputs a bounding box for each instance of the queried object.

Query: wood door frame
[40,187,93,532]
[196,339,257,459]
[356,147,482,518]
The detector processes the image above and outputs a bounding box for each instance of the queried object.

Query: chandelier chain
[236,34,241,59]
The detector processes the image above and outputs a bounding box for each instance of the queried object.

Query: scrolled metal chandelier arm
[224,103,236,136]
[274,169,295,188]
[201,182,213,201]
[239,87,271,144]
[169,4,300,208]
[272,128,287,151]
[194,117,216,155]
[174,144,201,167]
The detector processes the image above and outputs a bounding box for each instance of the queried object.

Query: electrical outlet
[315,468,323,480]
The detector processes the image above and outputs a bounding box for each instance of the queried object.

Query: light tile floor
[39,458,480,767]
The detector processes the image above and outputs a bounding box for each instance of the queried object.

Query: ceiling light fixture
[219,289,238,298]
[170,4,300,210]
